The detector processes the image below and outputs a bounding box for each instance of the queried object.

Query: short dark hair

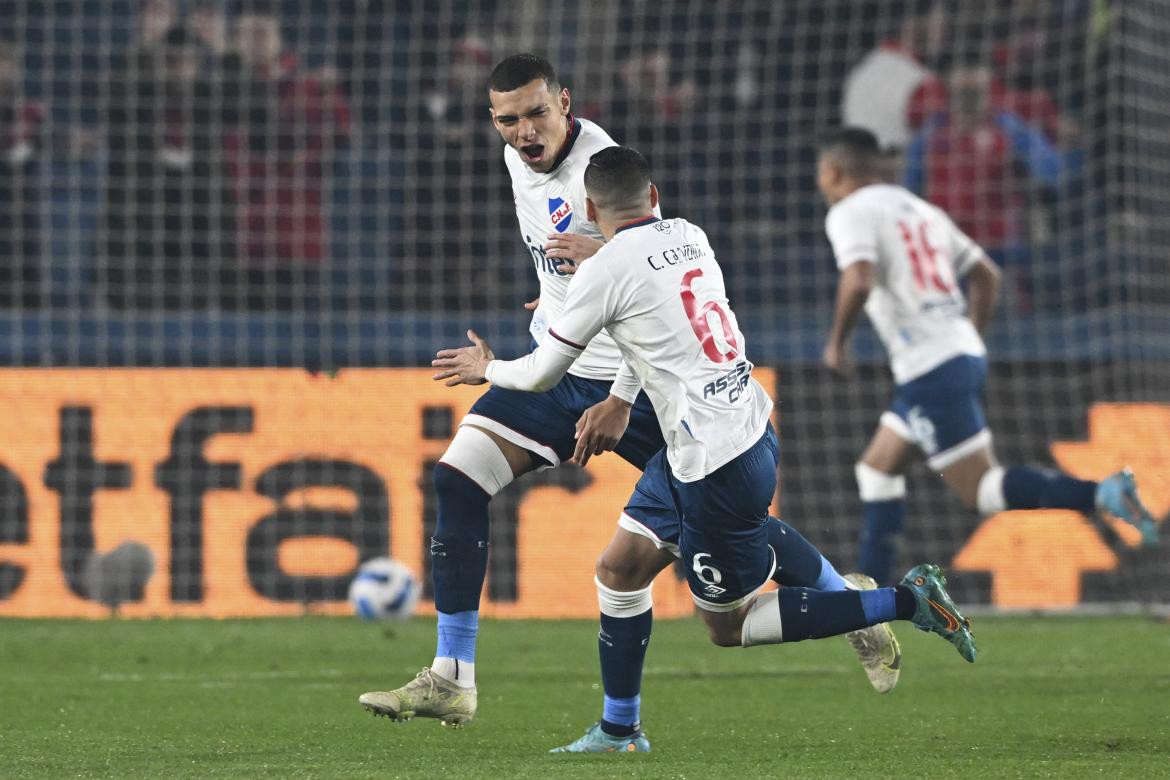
[818,126,882,178]
[488,53,559,93]
[584,146,652,211]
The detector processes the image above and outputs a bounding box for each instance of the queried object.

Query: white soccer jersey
[824,183,988,384]
[504,116,624,380]
[540,216,772,482]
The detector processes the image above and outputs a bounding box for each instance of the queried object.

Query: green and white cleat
[550,722,651,753]
[900,564,977,663]
[1096,468,1159,546]
[844,573,902,693]
[359,668,477,728]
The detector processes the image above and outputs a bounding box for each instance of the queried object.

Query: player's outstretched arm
[965,256,1001,335]
[823,260,875,376]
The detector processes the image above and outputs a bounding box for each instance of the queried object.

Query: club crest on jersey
[548,197,573,233]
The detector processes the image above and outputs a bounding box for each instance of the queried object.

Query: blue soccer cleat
[1096,469,1158,547]
[550,722,651,753]
[900,564,977,663]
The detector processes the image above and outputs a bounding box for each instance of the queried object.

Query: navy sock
[1003,465,1097,513]
[430,463,491,615]
[599,608,652,737]
[776,588,873,640]
[767,516,849,590]
[894,586,917,620]
[858,499,905,585]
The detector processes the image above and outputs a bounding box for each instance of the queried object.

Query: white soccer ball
[348,557,420,620]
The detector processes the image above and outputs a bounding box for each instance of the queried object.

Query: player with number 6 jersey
[359,56,899,754]
[817,127,1158,586]
[432,147,980,739]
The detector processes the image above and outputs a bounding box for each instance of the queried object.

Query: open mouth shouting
[520,143,545,164]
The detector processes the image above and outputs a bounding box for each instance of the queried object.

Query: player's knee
[955,483,980,511]
[855,462,906,502]
[705,621,742,648]
[595,576,653,619]
[595,547,653,591]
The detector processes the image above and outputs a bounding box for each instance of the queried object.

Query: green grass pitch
[2,615,1168,778]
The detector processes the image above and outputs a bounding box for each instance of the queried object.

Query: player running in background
[431,148,977,746]
[816,127,1159,586]
[359,56,898,747]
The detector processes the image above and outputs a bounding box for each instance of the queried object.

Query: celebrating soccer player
[358,57,899,750]
[816,127,1158,586]
[431,146,979,743]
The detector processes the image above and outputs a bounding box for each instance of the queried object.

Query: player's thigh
[675,432,777,619]
[939,445,998,508]
[461,381,592,469]
[883,355,990,475]
[595,526,677,592]
[460,424,538,478]
[861,421,916,475]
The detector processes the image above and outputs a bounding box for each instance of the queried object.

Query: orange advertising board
[0,370,1161,617]
[0,368,773,619]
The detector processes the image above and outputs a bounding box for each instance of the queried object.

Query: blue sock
[598,608,652,737]
[767,517,847,590]
[1003,466,1097,512]
[776,588,871,640]
[858,499,905,585]
[436,610,478,662]
[858,588,897,624]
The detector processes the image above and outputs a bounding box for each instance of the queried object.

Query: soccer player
[358,56,899,747]
[432,146,978,746]
[816,127,1158,585]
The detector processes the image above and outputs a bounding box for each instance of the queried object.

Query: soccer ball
[348,557,420,620]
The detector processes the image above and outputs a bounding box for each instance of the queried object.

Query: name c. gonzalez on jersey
[535,216,773,483]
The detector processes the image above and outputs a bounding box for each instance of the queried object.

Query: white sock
[740,591,784,647]
[977,467,1007,515]
[431,656,476,688]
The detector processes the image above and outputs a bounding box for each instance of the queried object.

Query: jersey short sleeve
[825,197,879,270]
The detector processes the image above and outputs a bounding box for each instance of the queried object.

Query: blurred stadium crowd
[0,1,1145,316]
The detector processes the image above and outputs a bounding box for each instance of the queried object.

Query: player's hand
[432,329,495,386]
[571,395,633,467]
[822,342,853,378]
[523,297,540,311]
[544,233,604,274]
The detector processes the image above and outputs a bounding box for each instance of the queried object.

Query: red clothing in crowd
[916,122,1023,250]
[225,53,350,264]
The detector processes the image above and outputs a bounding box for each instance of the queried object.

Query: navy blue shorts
[884,354,990,469]
[626,426,779,610]
[463,373,676,541]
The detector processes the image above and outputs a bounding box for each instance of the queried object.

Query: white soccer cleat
[844,572,903,693]
[359,667,477,728]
